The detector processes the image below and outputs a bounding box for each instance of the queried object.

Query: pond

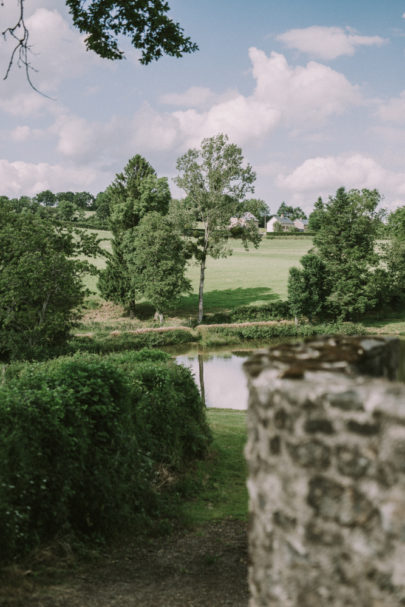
[168,338,405,410]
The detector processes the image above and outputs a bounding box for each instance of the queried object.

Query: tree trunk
[154,310,164,325]
[129,300,136,319]
[198,354,206,405]
[198,255,206,323]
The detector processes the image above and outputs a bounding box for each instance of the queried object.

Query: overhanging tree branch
[1,0,43,93]
[2,0,198,92]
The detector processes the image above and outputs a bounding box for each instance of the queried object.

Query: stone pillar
[244,336,405,607]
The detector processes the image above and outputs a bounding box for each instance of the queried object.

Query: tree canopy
[288,187,389,321]
[2,0,198,88]
[0,200,100,361]
[175,133,259,322]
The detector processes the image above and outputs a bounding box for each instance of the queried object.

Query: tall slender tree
[175,133,259,322]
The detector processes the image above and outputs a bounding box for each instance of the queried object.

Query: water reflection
[174,338,405,411]
[176,351,250,410]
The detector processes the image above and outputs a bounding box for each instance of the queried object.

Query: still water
[170,339,405,411]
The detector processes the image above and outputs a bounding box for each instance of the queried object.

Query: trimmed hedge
[203,301,292,324]
[200,322,365,346]
[0,349,210,561]
[69,328,196,355]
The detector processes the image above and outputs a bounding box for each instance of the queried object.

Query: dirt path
[2,520,249,607]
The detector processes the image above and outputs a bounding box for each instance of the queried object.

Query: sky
[1,0,405,213]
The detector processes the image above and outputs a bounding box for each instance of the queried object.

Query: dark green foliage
[107,352,211,467]
[308,197,324,232]
[0,351,211,561]
[127,212,191,321]
[313,187,384,319]
[288,254,331,321]
[66,0,198,64]
[99,155,172,314]
[387,205,405,238]
[0,202,100,361]
[0,357,140,560]
[277,202,307,220]
[230,301,292,322]
[266,232,315,238]
[205,301,292,324]
[108,155,169,234]
[70,329,195,355]
[201,322,364,344]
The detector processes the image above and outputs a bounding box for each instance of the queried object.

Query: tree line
[1,132,404,361]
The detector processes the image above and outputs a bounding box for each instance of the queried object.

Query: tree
[175,133,259,322]
[98,155,171,316]
[384,205,405,307]
[127,212,191,323]
[308,197,324,232]
[313,187,384,319]
[241,198,270,228]
[0,201,100,361]
[288,254,331,322]
[108,155,170,233]
[2,0,198,90]
[34,190,56,207]
[277,202,307,220]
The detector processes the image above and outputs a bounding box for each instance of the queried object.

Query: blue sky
[1,0,405,212]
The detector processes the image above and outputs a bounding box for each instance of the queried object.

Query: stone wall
[244,336,405,607]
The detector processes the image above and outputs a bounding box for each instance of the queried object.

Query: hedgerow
[199,322,365,346]
[69,328,196,354]
[0,350,210,562]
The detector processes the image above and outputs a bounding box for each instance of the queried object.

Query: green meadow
[83,230,313,313]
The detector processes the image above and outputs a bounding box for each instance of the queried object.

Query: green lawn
[83,229,313,311]
[182,409,248,525]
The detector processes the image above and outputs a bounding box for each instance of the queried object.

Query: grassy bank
[82,230,312,307]
[181,409,248,525]
[70,321,366,355]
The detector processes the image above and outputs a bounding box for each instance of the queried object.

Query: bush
[105,350,211,468]
[230,301,292,322]
[69,328,196,354]
[0,356,142,560]
[0,350,211,561]
[199,322,365,345]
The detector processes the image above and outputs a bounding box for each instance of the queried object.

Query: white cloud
[277,154,405,209]
[0,6,104,116]
[249,48,361,127]
[376,91,405,123]
[36,47,361,177]
[160,86,217,108]
[277,26,387,60]
[0,159,100,197]
[10,126,32,142]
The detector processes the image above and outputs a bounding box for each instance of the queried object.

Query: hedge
[0,349,210,561]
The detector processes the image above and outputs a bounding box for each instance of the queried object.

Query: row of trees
[98,134,262,323]
[288,187,405,321]
[0,134,263,360]
[0,200,101,361]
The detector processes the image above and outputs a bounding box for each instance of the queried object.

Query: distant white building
[266,215,294,232]
[229,212,258,228]
[293,218,309,232]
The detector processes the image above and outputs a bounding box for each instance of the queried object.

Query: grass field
[83,229,313,313]
[181,408,248,525]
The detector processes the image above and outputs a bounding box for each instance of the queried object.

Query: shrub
[69,328,196,355]
[105,350,211,468]
[199,322,365,345]
[0,351,211,561]
[0,356,143,560]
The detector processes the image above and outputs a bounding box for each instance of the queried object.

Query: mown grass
[181,409,248,525]
[362,309,405,335]
[81,229,312,308]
